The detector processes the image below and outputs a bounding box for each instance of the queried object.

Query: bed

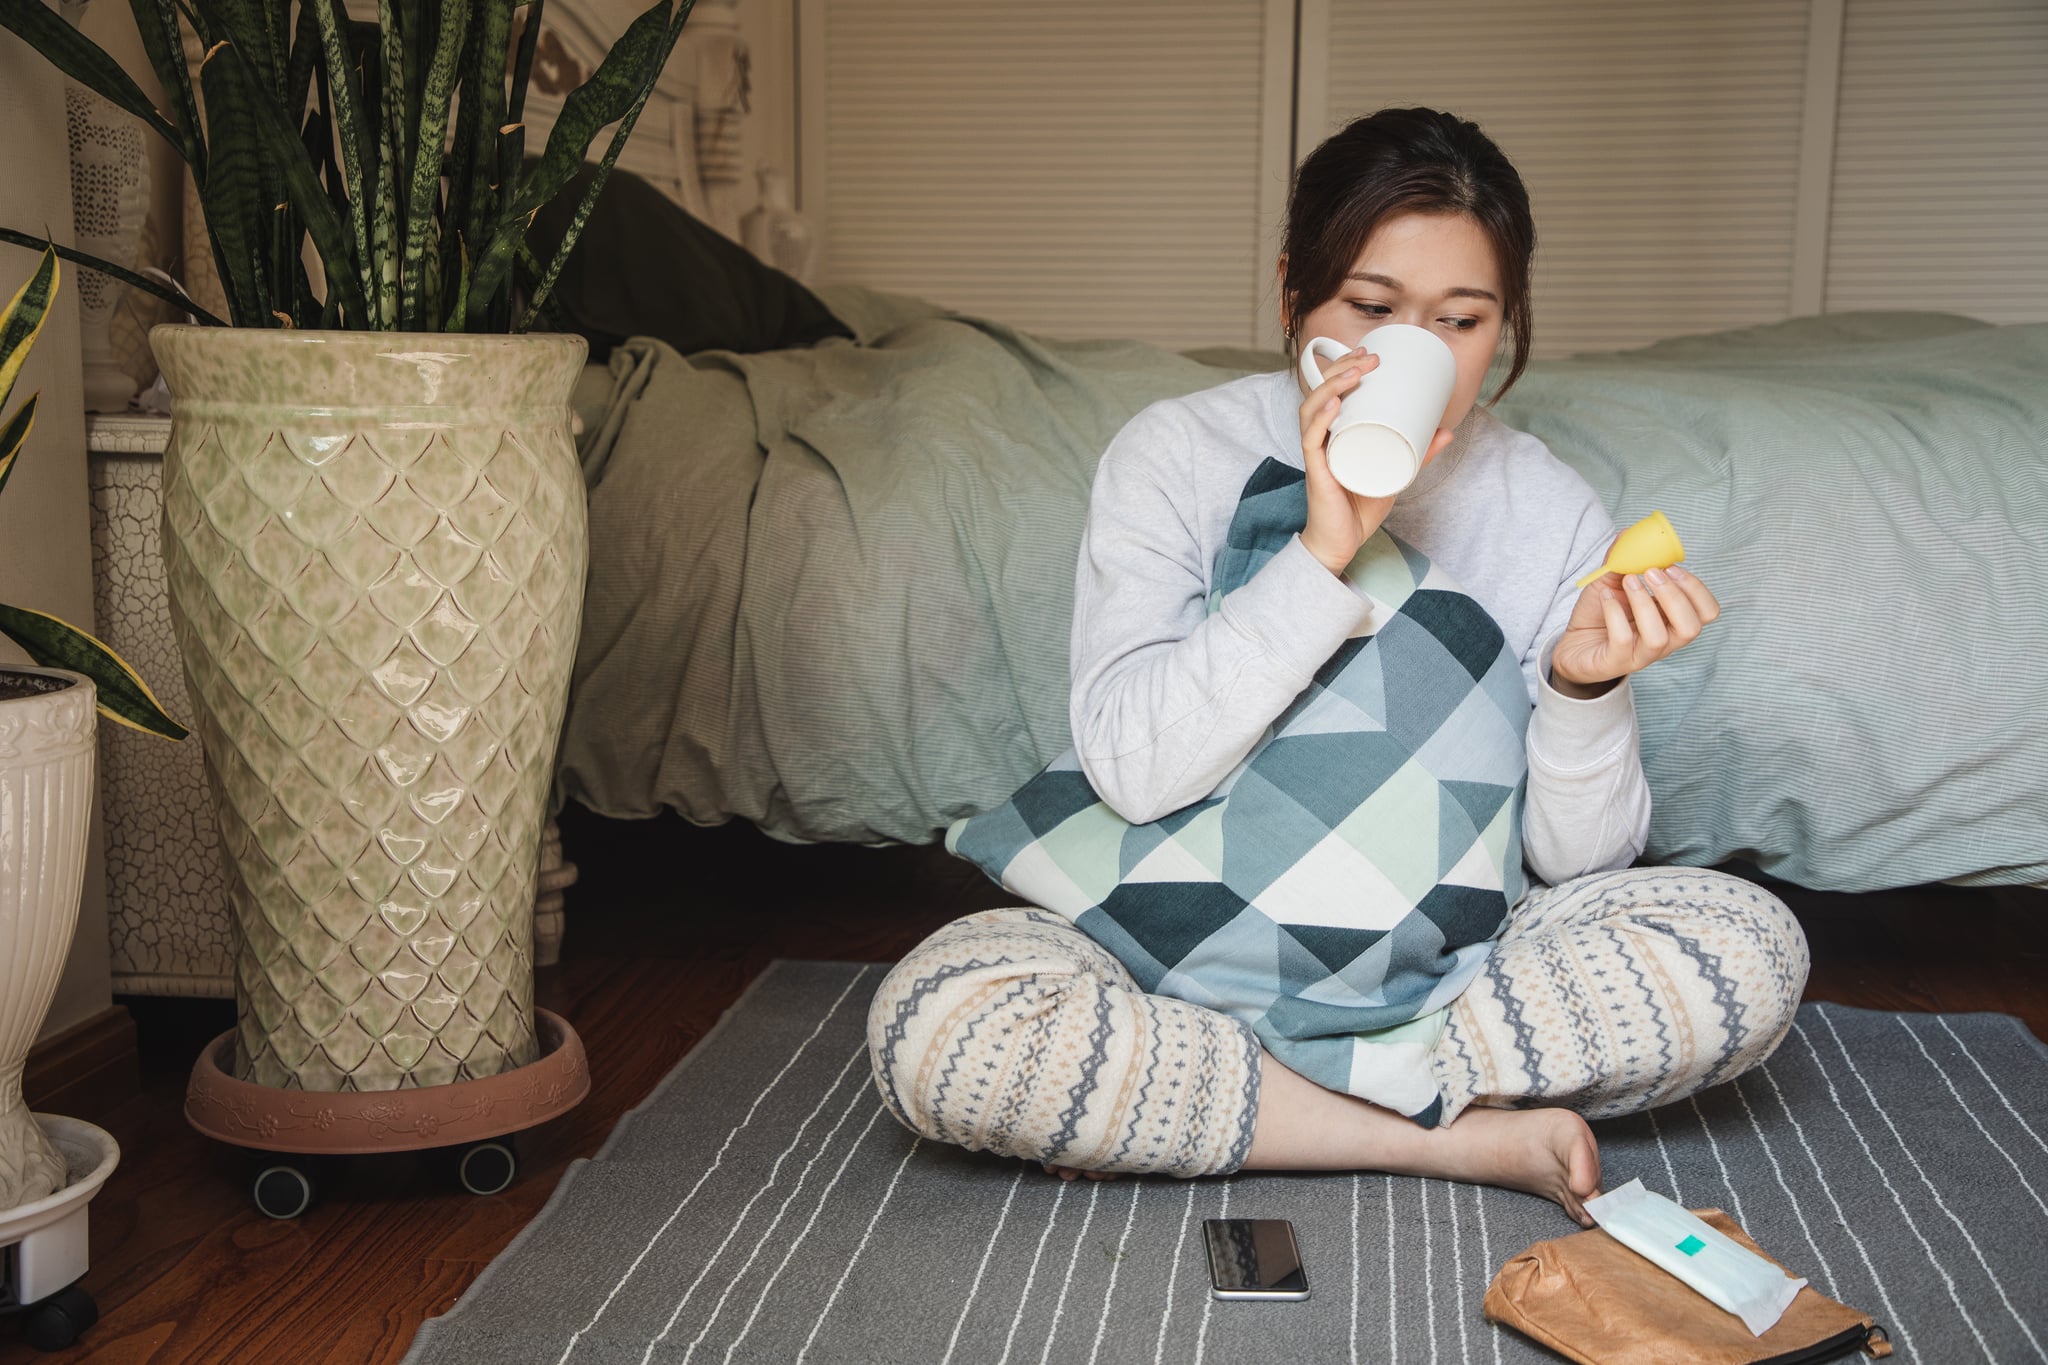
[541,243,2048,897]
[504,4,2047,914]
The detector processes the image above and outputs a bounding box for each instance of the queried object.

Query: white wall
[1823,0,2048,321]
[795,0,1294,350]
[773,0,2048,351]
[1,25,116,1045]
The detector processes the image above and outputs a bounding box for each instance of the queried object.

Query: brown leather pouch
[1483,1208,1892,1365]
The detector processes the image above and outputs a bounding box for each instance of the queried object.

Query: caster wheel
[252,1162,317,1219]
[457,1140,518,1196]
[23,1285,98,1352]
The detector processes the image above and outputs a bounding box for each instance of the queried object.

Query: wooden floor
[7,805,2045,1364]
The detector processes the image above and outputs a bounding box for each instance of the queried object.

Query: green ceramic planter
[151,327,588,1092]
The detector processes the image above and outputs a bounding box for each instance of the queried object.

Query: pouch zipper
[1751,1323,1891,1365]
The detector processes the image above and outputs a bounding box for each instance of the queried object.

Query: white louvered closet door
[1305,0,1817,357]
[798,0,1295,349]
[1825,0,2048,322]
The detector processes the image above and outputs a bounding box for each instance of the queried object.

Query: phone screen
[1203,1218,1310,1299]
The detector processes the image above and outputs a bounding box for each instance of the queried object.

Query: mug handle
[1297,335,1357,392]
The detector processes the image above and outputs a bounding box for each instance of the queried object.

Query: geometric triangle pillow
[951,461,1529,1124]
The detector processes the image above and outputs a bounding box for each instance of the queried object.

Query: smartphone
[1203,1218,1311,1301]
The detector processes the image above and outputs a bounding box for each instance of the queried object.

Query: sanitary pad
[1584,1179,1806,1335]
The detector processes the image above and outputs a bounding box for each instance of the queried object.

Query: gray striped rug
[404,961,2048,1365]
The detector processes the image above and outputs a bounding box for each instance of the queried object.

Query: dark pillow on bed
[520,162,852,362]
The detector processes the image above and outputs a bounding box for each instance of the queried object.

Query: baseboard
[24,1005,140,1123]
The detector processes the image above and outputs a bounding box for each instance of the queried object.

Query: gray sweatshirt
[1069,367,1650,889]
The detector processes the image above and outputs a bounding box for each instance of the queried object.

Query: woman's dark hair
[1282,108,1535,402]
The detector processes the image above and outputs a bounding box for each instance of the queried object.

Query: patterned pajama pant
[867,867,1809,1177]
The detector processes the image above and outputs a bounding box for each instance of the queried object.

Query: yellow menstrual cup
[1576,510,1685,587]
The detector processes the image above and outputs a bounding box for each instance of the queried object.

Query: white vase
[740,167,816,282]
[64,83,150,412]
[0,667,97,1213]
[59,0,152,414]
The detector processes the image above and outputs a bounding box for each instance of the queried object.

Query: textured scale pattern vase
[151,328,588,1092]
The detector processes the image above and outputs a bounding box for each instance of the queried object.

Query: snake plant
[0,244,186,739]
[0,0,695,333]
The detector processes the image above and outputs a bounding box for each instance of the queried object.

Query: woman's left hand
[1550,564,1721,695]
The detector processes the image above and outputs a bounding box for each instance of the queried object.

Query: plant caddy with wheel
[0,0,669,1220]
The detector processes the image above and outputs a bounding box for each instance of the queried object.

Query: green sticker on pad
[1676,1235,1706,1256]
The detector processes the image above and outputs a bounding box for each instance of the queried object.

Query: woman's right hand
[1296,346,1453,575]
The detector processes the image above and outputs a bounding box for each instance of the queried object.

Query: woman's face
[1288,210,1507,433]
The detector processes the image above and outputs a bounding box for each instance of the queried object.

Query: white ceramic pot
[0,667,97,1212]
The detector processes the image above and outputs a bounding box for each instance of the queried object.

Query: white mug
[1297,325,1458,497]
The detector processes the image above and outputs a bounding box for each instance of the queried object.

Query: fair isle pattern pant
[867,867,1808,1177]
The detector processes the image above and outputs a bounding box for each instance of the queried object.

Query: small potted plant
[0,1,694,1096]
[0,244,185,1214]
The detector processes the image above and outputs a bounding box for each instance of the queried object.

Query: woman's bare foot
[1241,1050,1603,1224]
[1402,1106,1603,1226]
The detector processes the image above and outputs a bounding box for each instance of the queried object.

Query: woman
[869,108,1807,1227]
